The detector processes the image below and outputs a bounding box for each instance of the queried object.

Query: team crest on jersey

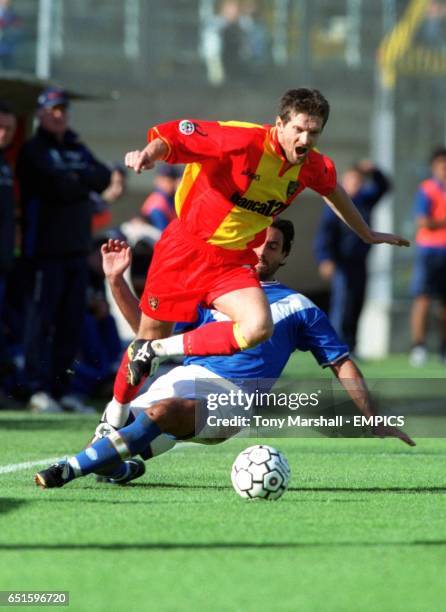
[148,296,159,310]
[179,120,195,135]
[287,181,300,198]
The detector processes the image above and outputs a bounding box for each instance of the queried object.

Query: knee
[144,398,177,424]
[251,320,273,345]
[144,398,196,435]
[238,317,273,348]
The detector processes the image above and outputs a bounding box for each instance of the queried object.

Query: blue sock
[67,413,161,479]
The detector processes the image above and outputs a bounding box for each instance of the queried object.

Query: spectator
[314,160,391,353]
[0,0,22,69]
[0,100,16,396]
[220,0,245,80]
[419,1,446,48]
[139,163,182,231]
[200,0,256,85]
[409,147,446,366]
[0,100,16,321]
[103,163,127,204]
[91,163,128,233]
[17,87,111,412]
[239,0,269,70]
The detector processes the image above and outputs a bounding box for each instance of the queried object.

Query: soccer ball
[231,445,291,500]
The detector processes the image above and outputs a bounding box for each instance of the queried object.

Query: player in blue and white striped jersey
[34,221,414,490]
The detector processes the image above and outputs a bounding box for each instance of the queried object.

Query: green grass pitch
[0,354,445,611]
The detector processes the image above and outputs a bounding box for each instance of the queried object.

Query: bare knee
[238,316,273,348]
[144,398,196,437]
[213,287,273,348]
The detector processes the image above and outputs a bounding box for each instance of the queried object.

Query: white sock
[151,335,185,357]
[150,433,177,457]
[105,398,130,429]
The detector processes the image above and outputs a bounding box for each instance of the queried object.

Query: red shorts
[140,220,261,322]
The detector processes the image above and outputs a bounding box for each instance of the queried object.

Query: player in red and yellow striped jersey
[102,88,409,431]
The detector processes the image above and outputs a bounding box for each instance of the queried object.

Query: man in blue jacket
[314,160,391,353]
[17,87,111,413]
[0,100,16,313]
[0,100,16,378]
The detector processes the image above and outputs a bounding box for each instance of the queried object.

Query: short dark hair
[278,88,330,127]
[430,147,446,164]
[271,219,295,255]
[0,100,15,116]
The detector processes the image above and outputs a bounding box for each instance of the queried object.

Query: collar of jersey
[267,127,286,160]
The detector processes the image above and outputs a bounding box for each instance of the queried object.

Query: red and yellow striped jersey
[147,119,336,260]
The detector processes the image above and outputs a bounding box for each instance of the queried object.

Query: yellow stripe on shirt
[175,162,202,216]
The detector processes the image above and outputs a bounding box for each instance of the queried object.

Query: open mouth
[295,146,308,156]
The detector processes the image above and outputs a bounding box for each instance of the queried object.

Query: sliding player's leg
[34,398,197,489]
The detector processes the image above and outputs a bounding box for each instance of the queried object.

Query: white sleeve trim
[320,351,350,368]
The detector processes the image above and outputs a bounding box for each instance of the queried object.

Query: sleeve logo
[179,120,195,135]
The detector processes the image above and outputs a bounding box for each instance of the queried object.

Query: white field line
[0,457,60,475]
[0,443,201,476]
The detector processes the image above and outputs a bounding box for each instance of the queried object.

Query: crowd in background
[0,89,182,413]
[1,87,445,413]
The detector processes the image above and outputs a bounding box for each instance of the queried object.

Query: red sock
[183,321,246,356]
[113,350,146,404]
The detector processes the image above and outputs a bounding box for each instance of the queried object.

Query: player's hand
[372,423,416,447]
[125,149,155,173]
[101,239,132,279]
[366,230,410,247]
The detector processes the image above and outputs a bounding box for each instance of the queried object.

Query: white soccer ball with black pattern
[231,445,291,500]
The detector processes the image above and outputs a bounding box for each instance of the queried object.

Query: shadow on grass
[0,541,445,551]
[288,486,446,494]
[34,497,206,506]
[0,498,28,514]
[119,482,446,494]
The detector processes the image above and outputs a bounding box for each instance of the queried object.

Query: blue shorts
[411,246,446,298]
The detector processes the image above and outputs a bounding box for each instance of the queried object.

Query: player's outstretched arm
[101,239,141,334]
[324,184,410,247]
[366,230,410,247]
[330,357,416,447]
[125,138,169,174]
